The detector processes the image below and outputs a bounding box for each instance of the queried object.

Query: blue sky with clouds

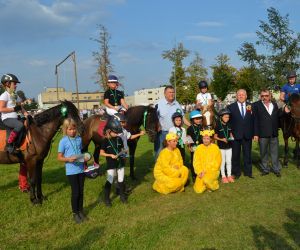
[0,0,299,98]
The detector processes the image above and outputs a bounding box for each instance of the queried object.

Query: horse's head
[61,100,84,134]
[144,105,159,142]
[202,108,215,129]
[289,93,300,120]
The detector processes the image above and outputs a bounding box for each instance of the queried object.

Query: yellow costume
[193,143,221,193]
[153,148,189,194]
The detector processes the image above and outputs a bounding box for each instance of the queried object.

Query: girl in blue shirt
[58,118,89,224]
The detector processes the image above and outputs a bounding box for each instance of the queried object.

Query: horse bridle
[142,109,157,135]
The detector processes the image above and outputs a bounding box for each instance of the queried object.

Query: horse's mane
[34,100,78,126]
[289,93,300,104]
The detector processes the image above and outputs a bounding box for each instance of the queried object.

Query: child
[169,111,187,161]
[153,132,189,194]
[100,117,127,206]
[214,109,234,183]
[57,118,89,224]
[193,129,221,194]
[196,80,213,124]
[186,110,203,181]
[104,75,129,116]
[114,113,145,153]
[114,113,145,180]
[0,73,27,153]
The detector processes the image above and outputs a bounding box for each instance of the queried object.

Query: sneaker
[222,177,229,184]
[227,176,235,183]
[73,213,82,224]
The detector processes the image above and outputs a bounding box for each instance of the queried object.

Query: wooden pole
[71,52,80,109]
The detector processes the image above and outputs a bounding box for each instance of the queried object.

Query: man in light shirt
[154,85,190,160]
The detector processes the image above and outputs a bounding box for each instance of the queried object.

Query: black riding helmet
[171,111,183,121]
[114,113,126,122]
[287,71,297,79]
[218,108,231,117]
[198,80,208,89]
[105,117,123,134]
[1,73,20,85]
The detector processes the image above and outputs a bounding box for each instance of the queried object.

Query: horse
[0,100,83,204]
[81,105,159,179]
[280,93,300,169]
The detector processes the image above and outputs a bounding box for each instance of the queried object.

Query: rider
[279,70,300,113]
[196,80,213,126]
[0,74,27,153]
[104,75,129,116]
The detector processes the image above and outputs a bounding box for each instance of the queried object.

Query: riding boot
[7,131,18,154]
[104,181,112,207]
[118,182,127,204]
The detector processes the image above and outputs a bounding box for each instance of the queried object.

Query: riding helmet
[108,75,119,83]
[189,110,202,120]
[171,111,183,121]
[114,113,126,122]
[198,80,208,89]
[105,117,123,134]
[218,108,231,116]
[1,73,20,84]
[287,71,297,79]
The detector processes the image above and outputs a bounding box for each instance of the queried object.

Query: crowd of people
[0,71,298,224]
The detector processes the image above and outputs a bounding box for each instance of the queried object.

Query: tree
[184,52,208,103]
[211,54,236,101]
[91,24,114,91]
[237,7,300,86]
[162,43,190,103]
[235,66,268,100]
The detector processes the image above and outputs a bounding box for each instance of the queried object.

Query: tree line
[93,7,300,103]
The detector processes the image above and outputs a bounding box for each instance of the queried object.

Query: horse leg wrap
[7,131,18,144]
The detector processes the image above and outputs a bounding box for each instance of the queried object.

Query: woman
[153,132,189,194]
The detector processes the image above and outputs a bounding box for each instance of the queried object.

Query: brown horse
[280,93,300,168]
[0,100,83,204]
[82,105,159,179]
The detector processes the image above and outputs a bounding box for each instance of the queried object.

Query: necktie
[241,103,245,118]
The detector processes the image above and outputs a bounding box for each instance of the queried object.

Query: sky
[0,0,300,99]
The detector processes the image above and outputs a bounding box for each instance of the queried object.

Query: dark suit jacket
[253,101,279,138]
[227,102,254,140]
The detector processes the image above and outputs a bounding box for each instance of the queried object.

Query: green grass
[0,133,299,249]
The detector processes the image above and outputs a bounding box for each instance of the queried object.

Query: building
[125,86,165,106]
[38,87,104,110]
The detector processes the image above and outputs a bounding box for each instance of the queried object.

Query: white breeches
[106,167,125,184]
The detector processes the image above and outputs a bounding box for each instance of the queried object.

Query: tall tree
[211,54,236,101]
[185,52,208,103]
[91,24,114,91]
[237,7,300,86]
[162,42,189,103]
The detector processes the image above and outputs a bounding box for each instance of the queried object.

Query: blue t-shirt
[281,83,300,102]
[58,135,84,175]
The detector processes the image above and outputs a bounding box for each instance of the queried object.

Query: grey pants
[3,118,24,133]
[259,137,281,173]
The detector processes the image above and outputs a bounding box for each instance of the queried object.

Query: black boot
[73,213,82,224]
[104,181,112,207]
[118,182,127,204]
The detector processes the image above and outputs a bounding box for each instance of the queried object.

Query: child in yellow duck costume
[193,129,222,193]
[153,132,189,194]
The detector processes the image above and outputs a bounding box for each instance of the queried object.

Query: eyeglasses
[261,95,269,97]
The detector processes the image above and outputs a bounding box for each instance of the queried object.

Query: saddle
[0,118,29,152]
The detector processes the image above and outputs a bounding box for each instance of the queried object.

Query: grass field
[0,133,299,249]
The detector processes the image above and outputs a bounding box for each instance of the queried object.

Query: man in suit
[228,89,254,179]
[253,89,281,177]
